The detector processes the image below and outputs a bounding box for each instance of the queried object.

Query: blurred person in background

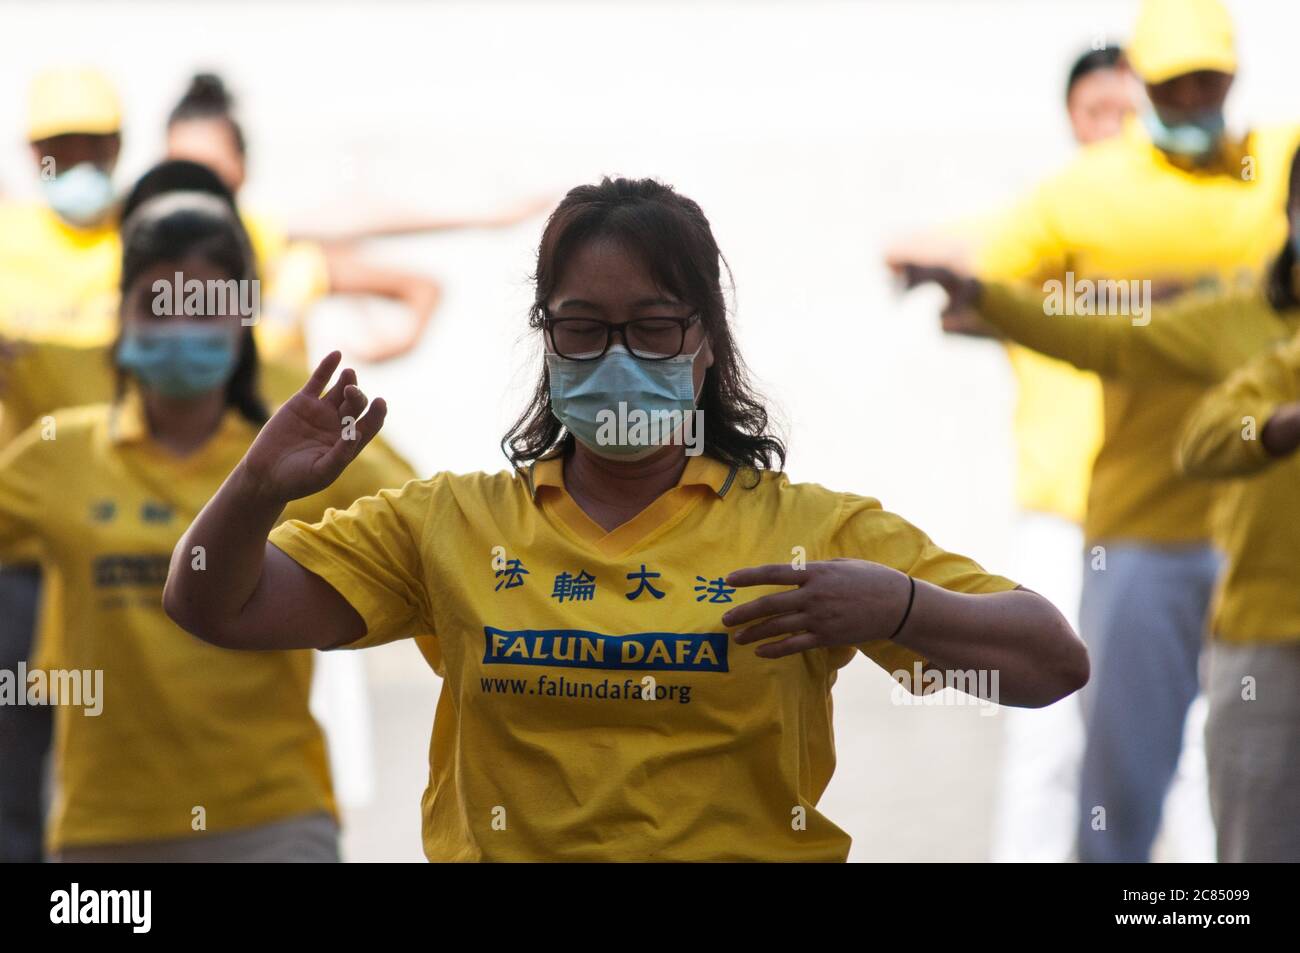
[0,190,411,861]
[893,0,1300,863]
[1176,258,1300,862]
[885,43,1138,863]
[165,72,552,364]
[0,66,124,862]
[899,142,1300,862]
[0,157,423,823]
[163,176,1088,862]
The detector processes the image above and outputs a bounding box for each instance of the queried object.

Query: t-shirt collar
[527,451,739,502]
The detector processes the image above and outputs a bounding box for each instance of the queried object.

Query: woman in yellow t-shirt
[164,177,1087,862]
[0,190,406,860]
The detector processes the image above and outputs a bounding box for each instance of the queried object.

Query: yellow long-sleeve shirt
[976,280,1300,644]
[1178,330,1300,644]
[976,117,1300,546]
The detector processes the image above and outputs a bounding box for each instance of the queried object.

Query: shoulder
[1246,122,1300,162]
[730,468,887,526]
[1042,135,1141,196]
[239,208,288,265]
[1,402,109,465]
[0,203,52,251]
[346,467,532,519]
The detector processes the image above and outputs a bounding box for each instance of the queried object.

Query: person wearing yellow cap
[160,176,1088,862]
[0,66,125,863]
[0,67,123,346]
[892,0,1300,862]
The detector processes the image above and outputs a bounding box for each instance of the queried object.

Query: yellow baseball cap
[1128,0,1237,84]
[26,67,122,142]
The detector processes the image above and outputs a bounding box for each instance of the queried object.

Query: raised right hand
[240,350,387,502]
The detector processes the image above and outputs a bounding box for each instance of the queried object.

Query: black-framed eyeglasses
[542,312,702,361]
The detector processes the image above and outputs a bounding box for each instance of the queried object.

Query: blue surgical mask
[116,323,238,398]
[1142,108,1226,160]
[546,342,704,458]
[41,162,115,227]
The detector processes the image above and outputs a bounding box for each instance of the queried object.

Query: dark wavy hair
[501,177,786,480]
[116,188,268,424]
[1265,144,1300,312]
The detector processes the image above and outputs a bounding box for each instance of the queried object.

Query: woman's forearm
[894,583,1088,708]
[163,460,287,643]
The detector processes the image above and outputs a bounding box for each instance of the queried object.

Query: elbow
[1055,623,1091,703]
[161,576,202,640]
[1009,597,1089,709]
[162,571,231,649]
[1030,614,1090,708]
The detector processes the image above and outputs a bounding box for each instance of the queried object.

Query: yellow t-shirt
[269,453,1017,861]
[0,342,418,682]
[0,390,415,850]
[1178,328,1300,644]
[976,118,1300,545]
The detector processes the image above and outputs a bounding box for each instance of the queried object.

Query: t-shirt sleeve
[976,282,1261,382]
[269,476,437,650]
[826,493,1019,688]
[1178,330,1300,479]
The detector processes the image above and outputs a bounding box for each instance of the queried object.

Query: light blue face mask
[546,342,704,458]
[116,323,238,399]
[41,162,115,227]
[1142,108,1226,160]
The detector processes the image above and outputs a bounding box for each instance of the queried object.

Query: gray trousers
[0,565,48,863]
[1205,639,1300,862]
[53,811,341,863]
[1075,543,1219,862]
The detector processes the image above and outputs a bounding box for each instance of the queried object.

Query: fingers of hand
[339,383,369,422]
[754,632,823,659]
[734,612,812,646]
[353,396,387,451]
[302,351,343,397]
[325,367,359,408]
[722,587,805,628]
[725,563,807,590]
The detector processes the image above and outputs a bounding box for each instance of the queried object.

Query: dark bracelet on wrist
[888,575,917,641]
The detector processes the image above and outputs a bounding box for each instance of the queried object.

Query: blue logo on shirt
[483,626,728,673]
